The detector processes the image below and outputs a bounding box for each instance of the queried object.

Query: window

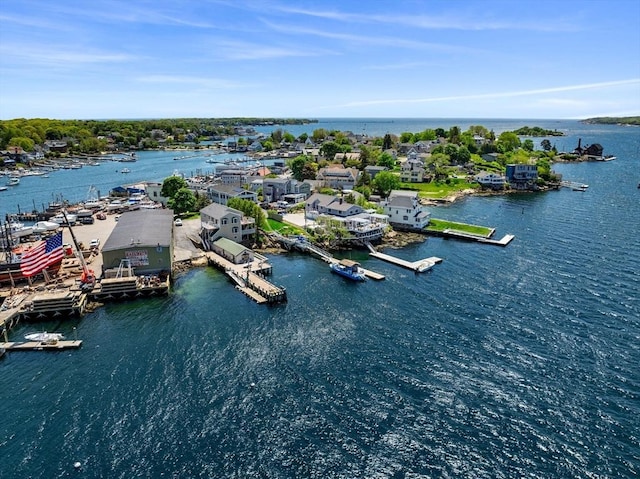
[222,218,227,225]
[232,227,238,233]
[232,217,238,223]
[403,216,408,221]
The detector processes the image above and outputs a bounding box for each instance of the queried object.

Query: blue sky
[1,0,639,120]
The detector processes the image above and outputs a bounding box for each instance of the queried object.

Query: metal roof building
[101,209,174,276]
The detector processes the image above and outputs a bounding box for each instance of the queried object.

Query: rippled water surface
[1,120,639,478]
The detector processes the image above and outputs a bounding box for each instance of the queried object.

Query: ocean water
[1,119,639,478]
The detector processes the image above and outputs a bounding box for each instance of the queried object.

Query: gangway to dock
[365,243,442,272]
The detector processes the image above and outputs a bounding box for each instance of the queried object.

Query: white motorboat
[25,332,65,342]
[32,221,60,233]
[6,177,20,186]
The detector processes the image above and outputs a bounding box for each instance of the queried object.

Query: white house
[305,193,364,218]
[206,184,257,205]
[400,150,426,183]
[382,190,430,231]
[474,171,506,189]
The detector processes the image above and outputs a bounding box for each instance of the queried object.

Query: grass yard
[426,218,493,237]
[265,218,305,236]
[399,180,478,199]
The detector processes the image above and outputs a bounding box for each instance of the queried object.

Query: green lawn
[426,218,493,237]
[399,180,478,199]
[265,218,305,236]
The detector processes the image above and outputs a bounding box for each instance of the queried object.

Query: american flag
[20,231,64,277]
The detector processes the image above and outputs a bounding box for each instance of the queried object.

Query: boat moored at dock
[330,259,366,281]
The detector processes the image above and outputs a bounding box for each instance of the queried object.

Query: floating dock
[368,250,442,272]
[441,229,515,246]
[0,340,82,351]
[365,243,441,272]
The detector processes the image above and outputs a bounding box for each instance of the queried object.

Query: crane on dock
[62,210,95,289]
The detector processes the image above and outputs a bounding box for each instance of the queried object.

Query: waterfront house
[505,164,538,190]
[210,237,254,265]
[200,203,256,248]
[206,183,257,206]
[474,171,506,190]
[305,193,364,218]
[381,190,431,231]
[323,212,389,243]
[101,209,173,276]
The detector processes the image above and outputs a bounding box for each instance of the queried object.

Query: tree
[289,155,308,181]
[540,139,552,151]
[382,133,393,150]
[161,175,188,199]
[377,152,395,169]
[496,131,521,153]
[320,141,341,161]
[372,171,400,198]
[522,139,534,152]
[168,187,196,214]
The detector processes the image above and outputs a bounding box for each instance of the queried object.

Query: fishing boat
[330,259,366,281]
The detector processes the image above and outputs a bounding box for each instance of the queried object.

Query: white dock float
[368,250,443,272]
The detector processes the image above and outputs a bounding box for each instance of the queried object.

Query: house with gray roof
[206,183,257,205]
[381,190,431,231]
[305,193,364,218]
[316,165,360,190]
[200,202,256,248]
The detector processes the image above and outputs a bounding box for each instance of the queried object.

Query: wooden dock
[368,250,443,272]
[1,340,82,351]
[206,252,287,304]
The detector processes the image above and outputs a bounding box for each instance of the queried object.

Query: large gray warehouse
[101,209,174,277]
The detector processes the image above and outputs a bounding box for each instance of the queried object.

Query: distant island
[582,116,640,126]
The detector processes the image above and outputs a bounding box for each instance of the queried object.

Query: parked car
[96,213,106,220]
[80,216,94,224]
[174,218,183,226]
[89,238,100,248]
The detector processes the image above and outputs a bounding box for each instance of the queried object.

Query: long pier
[1,340,82,351]
[365,243,442,272]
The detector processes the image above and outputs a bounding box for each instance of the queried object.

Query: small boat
[121,168,131,173]
[25,332,65,342]
[6,177,20,186]
[0,186,7,191]
[32,221,60,233]
[330,259,366,281]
